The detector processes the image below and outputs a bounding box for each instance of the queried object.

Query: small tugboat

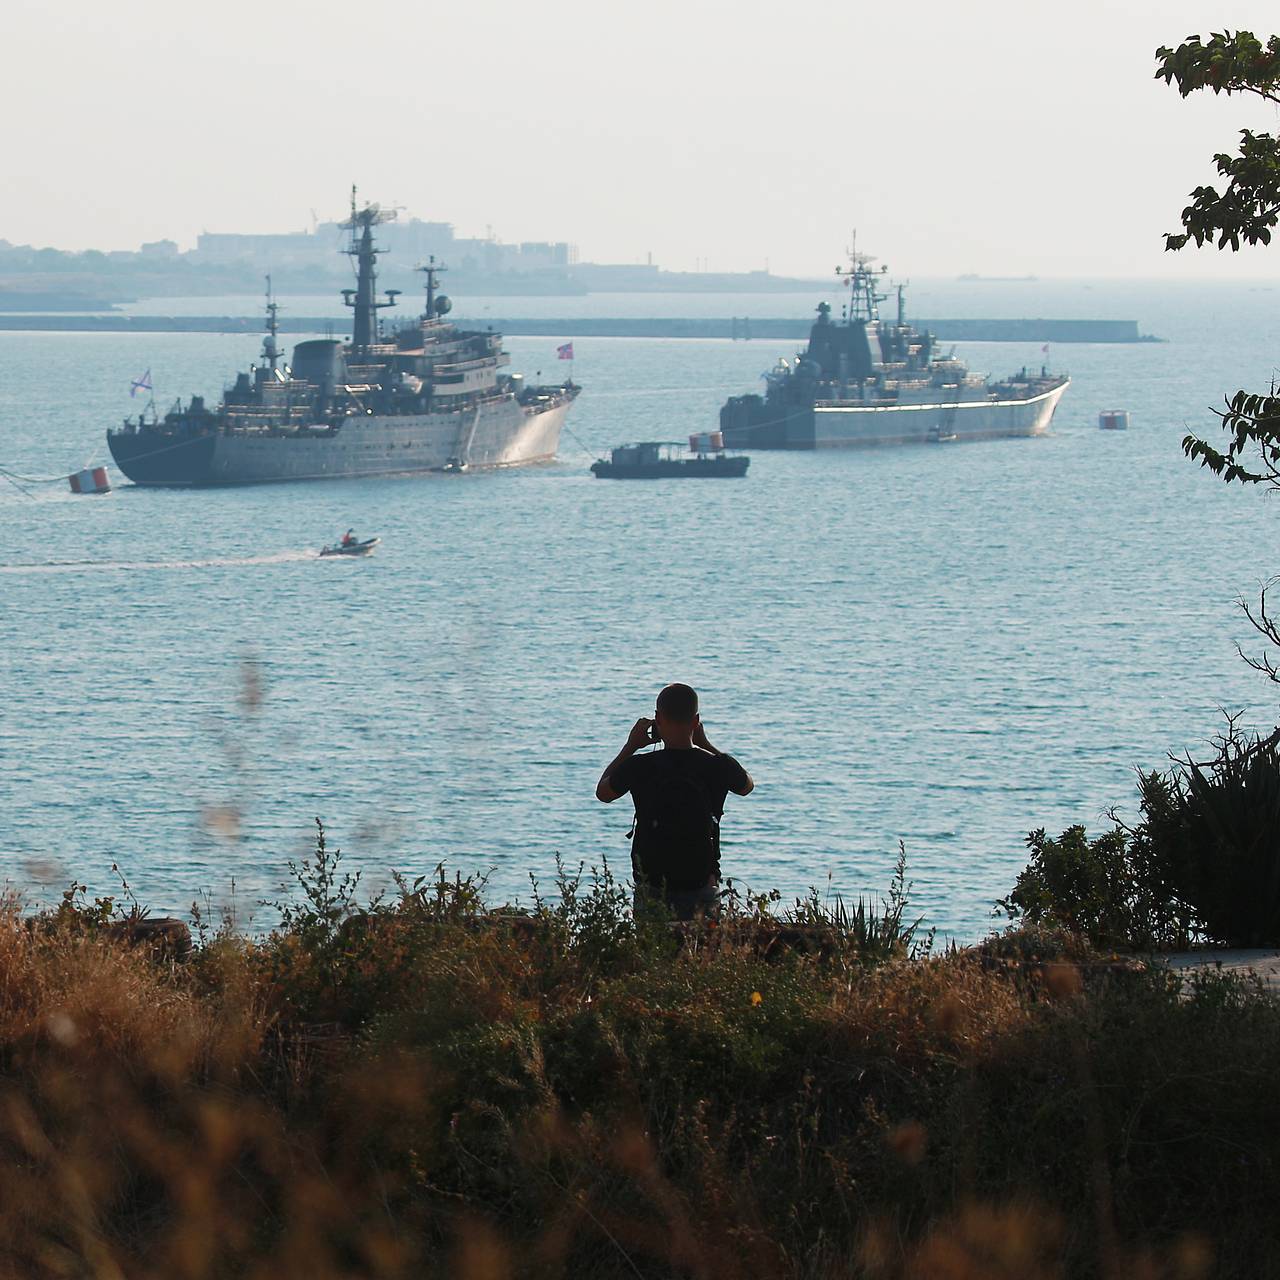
[590,433,750,480]
[320,533,381,557]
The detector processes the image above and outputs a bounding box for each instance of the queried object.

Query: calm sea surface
[2,279,1277,938]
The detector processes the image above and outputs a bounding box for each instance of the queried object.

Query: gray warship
[719,246,1068,450]
[107,192,579,486]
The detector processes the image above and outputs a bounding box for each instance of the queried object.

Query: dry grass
[0,875,1274,1279]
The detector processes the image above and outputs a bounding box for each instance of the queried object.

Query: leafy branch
[1156,31,1280,250]
[1182,385,1280,486]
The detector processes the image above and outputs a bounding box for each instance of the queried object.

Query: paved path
[1159,950,1280,993]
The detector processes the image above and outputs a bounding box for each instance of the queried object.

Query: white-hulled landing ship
[719,246,1068,450]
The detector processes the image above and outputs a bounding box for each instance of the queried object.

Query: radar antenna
[834,229,889,324]
[339,185,400,354]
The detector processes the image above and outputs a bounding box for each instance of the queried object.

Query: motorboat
[320,536,381,557]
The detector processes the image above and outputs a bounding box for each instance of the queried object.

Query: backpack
[633,753,720,890]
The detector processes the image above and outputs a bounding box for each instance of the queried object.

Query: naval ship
[107,194,579,486]
[719,248,1068,450]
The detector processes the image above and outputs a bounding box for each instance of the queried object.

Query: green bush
[1146,729,1280,946]
[1001,723,1280,950]
[996,821,1197,952]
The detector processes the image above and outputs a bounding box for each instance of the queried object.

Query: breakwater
[0,314,1158,342]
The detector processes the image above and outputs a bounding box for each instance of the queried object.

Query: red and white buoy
[688,431,724,453]
[68,466,111,495]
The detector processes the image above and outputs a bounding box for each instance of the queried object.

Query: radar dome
[434,295,452,316]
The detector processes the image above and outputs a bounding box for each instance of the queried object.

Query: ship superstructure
[108,191,578,486]
[719,244,1068,450]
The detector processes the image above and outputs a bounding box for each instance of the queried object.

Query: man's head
[654,683,699,746]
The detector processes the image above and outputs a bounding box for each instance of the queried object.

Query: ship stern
[107,430,219,486]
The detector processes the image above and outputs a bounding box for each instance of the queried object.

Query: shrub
[1145,728,1280,946]
[787,841,935,964]
[1001,719,1280,950]
[996,822,1197,952]
[5,856,1280,1276]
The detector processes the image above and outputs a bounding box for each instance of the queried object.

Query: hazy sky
[5,0,1280,277]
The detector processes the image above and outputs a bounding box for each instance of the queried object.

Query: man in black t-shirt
[596,683,753,919]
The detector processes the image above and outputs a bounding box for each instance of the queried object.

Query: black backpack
[633,753,719,890]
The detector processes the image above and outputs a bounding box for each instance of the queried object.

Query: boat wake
[0,550,318,575]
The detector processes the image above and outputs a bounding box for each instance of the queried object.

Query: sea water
[1,279,1276,938]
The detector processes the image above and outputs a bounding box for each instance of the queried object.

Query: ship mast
[340,185,400,355]
[262,274,281,372]
[418,254,448,320]
[834,230,888,324]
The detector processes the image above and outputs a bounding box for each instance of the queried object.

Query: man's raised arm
[693,721,754,795]
[596,718,653,802]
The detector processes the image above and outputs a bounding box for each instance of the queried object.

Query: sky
[4,0,1280,278]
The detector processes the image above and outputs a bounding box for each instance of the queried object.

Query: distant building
[179,210,580,285]
[312,217,457,264]
[193,230,326,264]
[139,239,179,258]
[518,241,576,268]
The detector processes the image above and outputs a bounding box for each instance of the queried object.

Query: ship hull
[722,380,1068,450]
[590,456,750,479]
[108,397,571,487]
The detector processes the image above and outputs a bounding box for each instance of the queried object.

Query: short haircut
[656,682,699,723]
